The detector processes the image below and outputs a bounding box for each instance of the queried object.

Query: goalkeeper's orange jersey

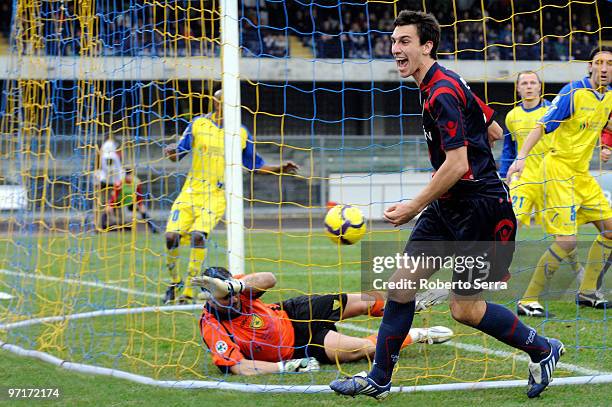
[199,290,296,368]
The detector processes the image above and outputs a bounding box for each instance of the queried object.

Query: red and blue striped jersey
[419,62,509,199]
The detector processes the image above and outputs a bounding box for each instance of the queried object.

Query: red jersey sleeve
[602,128,612,149]
[473,93,495,126]
[199,311,245,368]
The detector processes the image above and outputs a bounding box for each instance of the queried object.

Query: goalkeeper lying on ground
[192,267,452,376]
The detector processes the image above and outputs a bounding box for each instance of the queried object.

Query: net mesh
[0,0,610,390]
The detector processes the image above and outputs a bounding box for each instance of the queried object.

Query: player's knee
[165,233,181,250]
[387,288,416,304]
[555,237,577,252]
[191,231,208,248]
[601,230,612,241]
[331,342,374,363]
[348,347,373,362]
[449,301,479,326]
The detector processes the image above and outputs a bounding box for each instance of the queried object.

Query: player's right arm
[164,121,194,162]
[384,92,470,226]
[507,83,573,180]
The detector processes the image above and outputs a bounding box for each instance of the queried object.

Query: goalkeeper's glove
[277,357,320,373]
[190,275,245,299]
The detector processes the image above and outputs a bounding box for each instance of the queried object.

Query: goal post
[221,0,245,277]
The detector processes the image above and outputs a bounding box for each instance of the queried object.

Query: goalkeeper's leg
[323,331,376,364]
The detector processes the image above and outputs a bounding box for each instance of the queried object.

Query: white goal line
[1,267,611,392]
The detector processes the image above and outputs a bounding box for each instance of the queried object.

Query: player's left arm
[239,272,277,297]
[487,120,504,147]
[472,93,502,146]
[192,272,276,299]
[241,128,299,175]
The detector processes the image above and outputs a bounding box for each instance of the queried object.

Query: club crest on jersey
[444,121,457,137]
[250,315,265,329]
[215,340,228,354]
[332,299,341,311]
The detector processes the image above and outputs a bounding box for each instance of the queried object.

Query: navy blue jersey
[420,62,509,199]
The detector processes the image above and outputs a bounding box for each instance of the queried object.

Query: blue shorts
[406,197,517,295]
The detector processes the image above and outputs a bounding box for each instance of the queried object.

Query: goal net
[0,0,610,393]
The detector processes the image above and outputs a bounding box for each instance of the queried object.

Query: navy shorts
[405,197,517,295]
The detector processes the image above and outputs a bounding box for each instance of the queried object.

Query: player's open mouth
[396,59,408,69]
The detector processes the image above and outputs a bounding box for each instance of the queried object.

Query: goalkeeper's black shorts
[279,293,348,364]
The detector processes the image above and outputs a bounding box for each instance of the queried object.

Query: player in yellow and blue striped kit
[508,46,612,313]
[163,90,299,303]
[502,71,551,228]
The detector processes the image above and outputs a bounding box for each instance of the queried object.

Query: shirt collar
[581,76,612,98]
[519,100,545,113]
[419,62,440,92]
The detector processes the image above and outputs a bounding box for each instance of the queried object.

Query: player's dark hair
[516,70,541,84]
[203,266,232,281]
[125,167,134,175]
[393,10,440,59]
[588,45,612,62]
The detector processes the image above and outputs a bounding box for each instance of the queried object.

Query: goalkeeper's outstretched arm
[240,272,276,297]
[192,272,276,299]
[229,357,319,376]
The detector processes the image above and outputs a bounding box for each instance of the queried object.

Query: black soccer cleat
[177,294,194,305]
[163,281,184,304]
[329,371,391,400]
[576,292,610,309]
[517,302,551,318]
[527,338,565,398]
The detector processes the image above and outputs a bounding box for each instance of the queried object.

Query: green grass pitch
[0,224,610,406]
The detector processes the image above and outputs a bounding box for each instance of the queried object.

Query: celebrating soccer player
[163,89,299,304]
[329,10,564,400]
[192,267,452,375]
[507,46,612,311]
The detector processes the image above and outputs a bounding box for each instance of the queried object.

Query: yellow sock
[580,235,612,294]
[565,247,583,274]
[167,247,181,284]
[182,247,207,299]
[521,242,570,303]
